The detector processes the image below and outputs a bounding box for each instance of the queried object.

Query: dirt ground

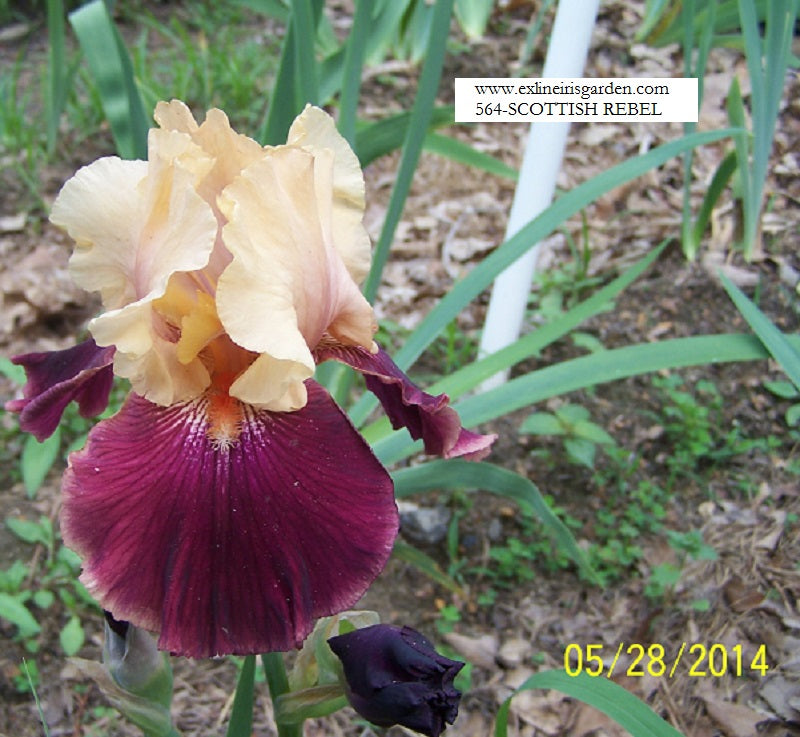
[1,2,799,736]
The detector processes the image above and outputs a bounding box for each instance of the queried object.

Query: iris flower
[8,102,494,658]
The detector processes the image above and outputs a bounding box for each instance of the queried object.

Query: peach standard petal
[50,128,219,405]
[52,133,217,310]
[155,99,266,216]
[287,105,371,283]
[51,157,148,309]
[217,146,376,409]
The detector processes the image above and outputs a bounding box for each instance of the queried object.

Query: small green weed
[0,514,97,664]
[528,214,605,322]
[651,374,780,493]
[430,320,478,375]
[132,4,281,132]
[434,603,462,636]
[644,529,717,608]
[520,403,616,469]
[764,379,800,426]
[467,496,581,598]
[378,317,478,377]
[490,373,777,590]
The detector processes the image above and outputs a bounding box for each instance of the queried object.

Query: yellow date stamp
[564,643,769,678]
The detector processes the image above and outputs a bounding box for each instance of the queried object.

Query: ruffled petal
[50,129,221,405]
[61,381,398,658]
[90,300,211,406]
[316,345,496,461]
[50,157,148,309]
[217,145,376,409]
[154,99,265,211]
[5,339,115,441]
[52,136,217,311]
[287,105,371,283]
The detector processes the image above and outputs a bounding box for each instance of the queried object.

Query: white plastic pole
[478,0,600,390]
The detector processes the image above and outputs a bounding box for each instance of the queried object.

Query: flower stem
[262,653,303,737]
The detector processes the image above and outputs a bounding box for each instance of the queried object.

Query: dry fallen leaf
[701,694,766,737]
[443,632,499,670]
[723,575,765,613]
[758,674,800,722]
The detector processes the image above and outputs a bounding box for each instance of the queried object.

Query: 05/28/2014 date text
[564,642,769,679]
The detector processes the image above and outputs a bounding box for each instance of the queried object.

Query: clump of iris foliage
[1,1,798,736]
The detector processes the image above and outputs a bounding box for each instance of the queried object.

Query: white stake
[478,0,601,389]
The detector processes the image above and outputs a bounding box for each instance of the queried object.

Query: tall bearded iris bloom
[8,101,494,658]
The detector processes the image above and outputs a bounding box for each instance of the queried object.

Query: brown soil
[1,2,799,736]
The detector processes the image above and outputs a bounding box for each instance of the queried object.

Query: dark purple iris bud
[328,624,464,737]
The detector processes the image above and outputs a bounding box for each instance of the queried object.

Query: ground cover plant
[1,1,799,736]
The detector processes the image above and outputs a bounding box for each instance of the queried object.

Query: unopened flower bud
[328,624,464,737]
[68,612,177,737]
[103,612,173,706]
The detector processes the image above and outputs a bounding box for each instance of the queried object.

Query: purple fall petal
[316,345,495,461]
[61,380,398,658]
[5,339,115,441]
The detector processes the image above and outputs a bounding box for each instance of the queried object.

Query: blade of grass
[725,75,753,242]
[719,272,800,389]
[452,333,780,428]
[69,0,150,160]
[225,655,256,737]
[423,132,518,180]
[338,0,371,145]
[349,128,739,427]
[391,540,464,594]
[393,461,599,584]
[232,0,290,21]
[290,0,318,106]
[23,659,51,737]
[260,0,324,144]
[369,332,794,464]
[646,0,765,46]
[363,0,456,303]
[454,0,493,38]
[690,148,737,248]
[353,106,455,166]
[738,0,765,256]
[396,0,435,63]
[366,0,416,64]
[360,241,667,441]
[679,0,716,260]
[260,17,298,144]
[262,654,302,737]
[46,0,66,156]
[737,0,797,256]
[636,0,675,42]
[519,0,556,67]
[495,670,684,737]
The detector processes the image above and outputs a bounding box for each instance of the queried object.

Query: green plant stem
[291,0,318,105]
[338,0,371,145]
[69,0,149,159]
[363,0,456,303]
[226,655,256,737]
[262,653,302,737]
[46,0,66,157]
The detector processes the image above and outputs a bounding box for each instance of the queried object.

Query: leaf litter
[1,1,799,736]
